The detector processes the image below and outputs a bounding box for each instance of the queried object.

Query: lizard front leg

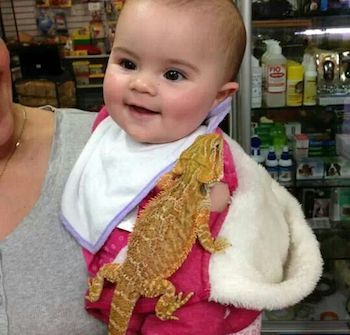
[195,204,231,253]
[142,278,193,320]
[86,263,121,302]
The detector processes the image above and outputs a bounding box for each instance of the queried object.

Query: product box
[308,133,337,157]
[296,157,324,180]
[336,133,350,159]
[339,188,350,221]
[302,188,331,229]
[285,122,302,140]
[315,50,340,89]
[293,133,309,160]
[254,123,274,150]
[252,0,299,19]
[340,51,350,86]
[330,188,350,222]
[324,156,350,179]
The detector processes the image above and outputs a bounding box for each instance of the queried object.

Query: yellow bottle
[302,54,317,106]
[286,61,304,107]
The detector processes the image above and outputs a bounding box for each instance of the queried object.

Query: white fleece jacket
[209,134,323,311]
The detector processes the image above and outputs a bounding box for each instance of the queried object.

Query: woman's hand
[0,38,14,148]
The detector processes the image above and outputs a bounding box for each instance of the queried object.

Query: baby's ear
[213,81,239,108]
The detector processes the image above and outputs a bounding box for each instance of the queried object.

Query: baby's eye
[164,70,186,81]
[120,59,136,70]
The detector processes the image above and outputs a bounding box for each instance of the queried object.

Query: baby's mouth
[128,105,158,115]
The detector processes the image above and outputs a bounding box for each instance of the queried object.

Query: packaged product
[315,50,340,89]
[262,39,287,107]
[296,157,324,180]
[286,60,304,106]
[339,51,350,86]
[302,53,317,106]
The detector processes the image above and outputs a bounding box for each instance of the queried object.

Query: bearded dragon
[86,133,230,335]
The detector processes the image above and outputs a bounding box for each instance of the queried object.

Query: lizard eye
[200,184,208,196]
[213,143,221,152]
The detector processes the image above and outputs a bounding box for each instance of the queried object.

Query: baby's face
[103,0,237,144]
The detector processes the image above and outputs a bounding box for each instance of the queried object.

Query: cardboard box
[324,156,350,179]
[336,133,350,159]
[296,157,324,180]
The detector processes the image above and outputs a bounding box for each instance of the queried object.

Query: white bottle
[261,39,275,101]
[265,146,279,180]
[251,135,265,164]
[252,55,262,108]
[261,39,276,65]
[278,146,293,182]
[302,54,317,106]
[262,40,287,108]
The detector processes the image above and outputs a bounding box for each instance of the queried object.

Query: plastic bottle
[251,135,265,164]
[261,39,276,104]
[261,39,276,65]
[271,122,287,158]
[329,188,340,221]
[252,55,262,108]
[278,146,293,182]
[261,40,287,108]
[265,146,279,180]
[302,54,317,106]
[286,60,304,106]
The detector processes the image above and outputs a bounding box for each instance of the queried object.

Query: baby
[61,0,322,334]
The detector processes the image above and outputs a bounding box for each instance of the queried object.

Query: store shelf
[251,4,350,334]
[319,94,350,106]
[263,292,350,333]
[295,179,350,188]
[76,84,103,89]
[262,320,350,333]
[64,54,109,59]
[253,19,312,28]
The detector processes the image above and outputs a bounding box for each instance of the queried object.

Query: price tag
[88,2,101,11]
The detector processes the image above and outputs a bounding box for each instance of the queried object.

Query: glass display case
[235,1,350,333]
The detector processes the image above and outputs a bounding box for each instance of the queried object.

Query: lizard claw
[156,291,194,320]
[86,277,103,302]
[213,237,231,252]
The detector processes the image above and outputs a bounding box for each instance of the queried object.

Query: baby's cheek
[210,182,231,212]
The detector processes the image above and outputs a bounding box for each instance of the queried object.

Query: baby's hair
[121,0,246,81]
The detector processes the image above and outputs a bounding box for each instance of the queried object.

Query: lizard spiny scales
[86,133,230,335]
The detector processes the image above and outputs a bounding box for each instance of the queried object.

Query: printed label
[267,64,286,93]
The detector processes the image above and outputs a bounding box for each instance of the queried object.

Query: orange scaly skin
[86,133,230,335]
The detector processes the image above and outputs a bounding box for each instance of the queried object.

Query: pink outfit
[83,108,261,334]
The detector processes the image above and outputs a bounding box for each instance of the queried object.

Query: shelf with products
[64,54,110,60]
[63,54,108,109]
[76,84,103,89]
[262,257,350,333]
[252,0,350,22]
[252,6,350,333]
[63,54,108,87]
[253,18,313,28]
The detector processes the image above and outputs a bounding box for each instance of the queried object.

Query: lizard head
[174,133,224,184]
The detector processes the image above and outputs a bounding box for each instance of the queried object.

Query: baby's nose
[129,73,157,96]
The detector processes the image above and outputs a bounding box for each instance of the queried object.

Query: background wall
[0,0,107,40]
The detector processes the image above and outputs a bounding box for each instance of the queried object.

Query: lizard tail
[108,289,140,335]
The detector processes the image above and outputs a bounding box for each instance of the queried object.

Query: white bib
[61,98,231,253]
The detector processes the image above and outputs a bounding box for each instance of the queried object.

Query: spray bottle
[262,40,287,108]
[252,55,262,108]
[302,54,317,106]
